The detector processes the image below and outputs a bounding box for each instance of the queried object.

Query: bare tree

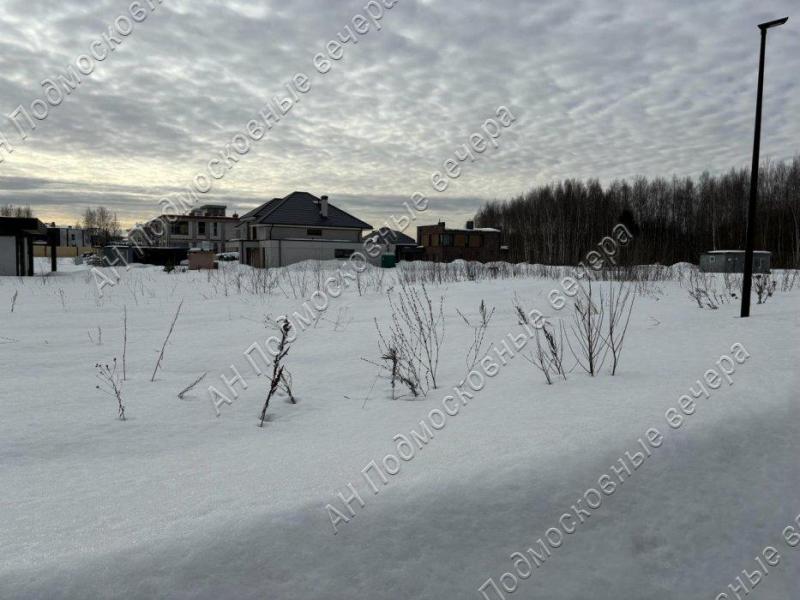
[0,204,33,217]
[82,206,122,245]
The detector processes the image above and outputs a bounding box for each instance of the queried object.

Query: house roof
[0,217,48,238]
[364,227,417,246]
[240,192,372,230]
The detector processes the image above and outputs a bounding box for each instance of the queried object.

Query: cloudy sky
[0,0,797,230]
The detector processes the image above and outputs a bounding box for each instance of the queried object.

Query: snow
[1,259,798,599]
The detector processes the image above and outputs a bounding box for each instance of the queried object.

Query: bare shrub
[602,281,635,375]
[457,300,495,372]
[365,326,423,399]
[687,270,727,309]
[524,328,553,385]
[389,281,445,390]
[178,372,207,399]
[542,322,566,380]
[522,320,566,385]
[512,292,531,326]
[10,290,18,313]
[246,267,278,295]
[780,269,799,292]
[754,274,777,304]
[279,263,317,299]
[151,299,183,381]
[722,273,742,299]
[259,318,295,427]
[564,282,606,376]
[365,267,387,294]
[95,358,125,420]
[369,282,444,397]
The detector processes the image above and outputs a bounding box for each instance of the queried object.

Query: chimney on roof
[320,195,329,218]
[466,220,474,230]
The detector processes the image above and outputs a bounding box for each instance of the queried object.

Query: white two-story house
[237,192,373,268]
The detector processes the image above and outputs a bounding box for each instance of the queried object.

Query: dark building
[0,217,51,276]
[699,250,771,274]
[363,227,420,262]
[416,221,504,263]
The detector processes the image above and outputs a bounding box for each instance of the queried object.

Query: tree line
[1,204,121,246]
[0,204,33,218]
[475,156,800,268]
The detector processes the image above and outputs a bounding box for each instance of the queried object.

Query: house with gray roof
[236,192,373,268]
[363,227,421,262]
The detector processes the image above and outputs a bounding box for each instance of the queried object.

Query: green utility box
[381,254,397,268]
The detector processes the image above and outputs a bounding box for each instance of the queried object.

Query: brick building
[417,221,504,263]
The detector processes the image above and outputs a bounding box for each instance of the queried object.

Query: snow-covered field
[1,259,798,599]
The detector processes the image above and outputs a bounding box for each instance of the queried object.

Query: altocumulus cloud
[0,0,797,227]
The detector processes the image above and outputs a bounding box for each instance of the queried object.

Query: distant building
[699,250,771,274]
[141,204,239,252]
[237,192,372,268]
[417,221,504,263]
[47,224,93,247]
[32,223,97,259]
[0,217,50,276]
[363,227,419,261]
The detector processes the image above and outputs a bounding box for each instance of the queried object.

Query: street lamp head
[758,17,789,30]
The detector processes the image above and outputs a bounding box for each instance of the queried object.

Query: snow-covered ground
[1,259,798,599]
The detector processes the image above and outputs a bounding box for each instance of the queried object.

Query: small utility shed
[0,217,50,276]
[699,250,771,274]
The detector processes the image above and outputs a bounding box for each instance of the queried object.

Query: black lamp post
[741,16,788,318]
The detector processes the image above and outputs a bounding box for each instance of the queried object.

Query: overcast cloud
[0,0,797,229]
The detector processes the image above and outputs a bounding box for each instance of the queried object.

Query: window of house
[422,234,430,247]
[335,249,354,259]
[198,221,206,235]
[307,228,322,236]
[455,234,466,247]
[709,256,716,263]
[170,221,189,235]
[469,234,482,248]
[213,222,218,237]
[441,234,453,247]
[431,234,440,247]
